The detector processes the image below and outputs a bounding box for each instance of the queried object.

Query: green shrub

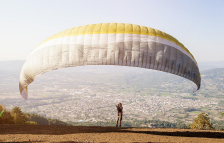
[26,121,37,125]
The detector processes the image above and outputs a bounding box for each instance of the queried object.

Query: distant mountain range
[1,60,224,71]
[0,60,224,93]
[198,61,224,70]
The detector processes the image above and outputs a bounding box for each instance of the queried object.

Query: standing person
[116,103,123,127]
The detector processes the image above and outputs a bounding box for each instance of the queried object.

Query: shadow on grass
[0,141,44,143]
[128,130,224,139]
[0,125,223,139]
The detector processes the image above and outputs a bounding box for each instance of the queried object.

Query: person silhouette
[116,103,123,127]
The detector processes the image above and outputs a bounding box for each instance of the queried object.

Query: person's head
[118,102,122,106]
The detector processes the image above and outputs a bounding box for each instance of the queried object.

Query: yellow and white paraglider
[19,23,201,100]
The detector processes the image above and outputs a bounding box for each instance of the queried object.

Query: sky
[0,0,223,62]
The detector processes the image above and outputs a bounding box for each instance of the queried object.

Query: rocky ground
[0,125,224,142]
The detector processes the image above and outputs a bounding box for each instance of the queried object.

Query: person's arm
[117,107,119,116]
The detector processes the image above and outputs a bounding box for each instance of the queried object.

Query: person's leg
[119,116,122,127]
[116,116,118,127]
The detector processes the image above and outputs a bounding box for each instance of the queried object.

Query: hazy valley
[0,61,224,127]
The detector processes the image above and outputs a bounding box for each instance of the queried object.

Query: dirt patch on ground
[0,125,224,142]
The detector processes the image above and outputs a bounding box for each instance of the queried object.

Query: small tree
[0,105,14,124]
[11,106,27,124]
[190,112,213,130]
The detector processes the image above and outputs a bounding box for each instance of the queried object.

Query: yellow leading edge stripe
[36,23,197,65]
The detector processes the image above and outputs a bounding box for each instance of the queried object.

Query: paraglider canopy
[19,23,201,100]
